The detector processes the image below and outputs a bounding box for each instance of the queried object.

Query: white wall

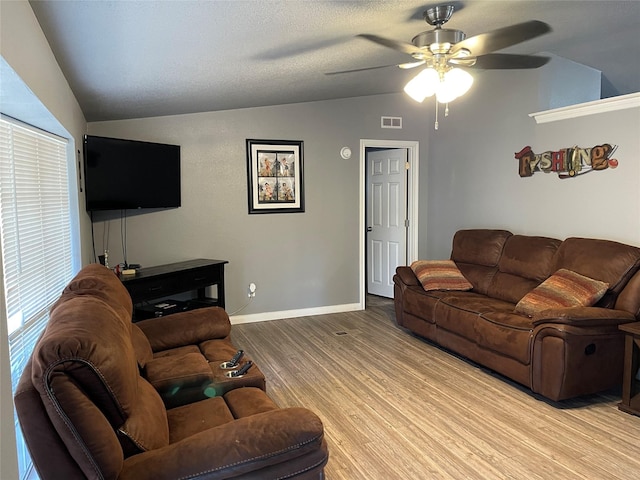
[88,56,640,319]
[425,60,639,259]
[529,106,640,244]
[1,2,87,478]
[88,94,430,318]
[0,0,89,262]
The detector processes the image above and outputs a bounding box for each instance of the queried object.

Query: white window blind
[0,117,74,480]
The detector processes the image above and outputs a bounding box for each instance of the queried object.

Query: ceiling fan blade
[399,60,426,69]
[451,20,551,57]
[324,64,399,76]
[358,34,423,56]
[466,53,550,69]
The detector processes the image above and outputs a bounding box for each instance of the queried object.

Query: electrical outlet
[248,282,257,298]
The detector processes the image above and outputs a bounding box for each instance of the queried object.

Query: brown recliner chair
[14,264,328,479]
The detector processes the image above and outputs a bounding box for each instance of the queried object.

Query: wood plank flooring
[230,296,640,479]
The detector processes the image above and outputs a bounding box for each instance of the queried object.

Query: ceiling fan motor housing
[412,28,466,49]
[424,4,455,26]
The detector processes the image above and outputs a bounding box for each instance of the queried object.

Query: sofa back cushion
[451,229,512,295]
[487,235,561,304]
[615,269,640,318]
[131,323,154,368]
[552,237,640,308]
[51,263,133,319]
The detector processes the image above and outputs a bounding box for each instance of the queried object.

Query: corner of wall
[536,53,601,111]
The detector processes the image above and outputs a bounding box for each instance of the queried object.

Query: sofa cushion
[136,307,231,353]
[435,293,514,341]
[52,263,133,320]
[476,311,534,364]
[615,269,640,317]
[451,229,512,294]
[145,352,214,396]
[487,235,561,304]
[552,237,640,307]
[167,397,235,443]
[410,260,473,291]
[451,229,512,267]
[515,269,609,316]
[153,345,201,358]
[497,235,561,281]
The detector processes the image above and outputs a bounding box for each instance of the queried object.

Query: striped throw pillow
[515,269,609,316]
[410,260,473,291]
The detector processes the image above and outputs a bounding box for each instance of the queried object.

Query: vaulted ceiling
[29,0,640,122]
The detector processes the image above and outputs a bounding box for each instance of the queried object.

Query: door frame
[359,139,420,308]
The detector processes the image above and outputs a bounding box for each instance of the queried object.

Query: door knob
[366,227,372,232]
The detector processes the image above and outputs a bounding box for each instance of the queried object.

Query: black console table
[119,259,228,316]
[619,322,640,416]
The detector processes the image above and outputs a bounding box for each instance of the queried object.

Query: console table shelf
[119,259,228,318]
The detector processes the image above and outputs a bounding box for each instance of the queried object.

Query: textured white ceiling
[29,0,640,122]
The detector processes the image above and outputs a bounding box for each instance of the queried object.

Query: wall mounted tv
[83,135,181,211]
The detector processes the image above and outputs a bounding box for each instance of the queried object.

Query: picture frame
[246,139,305,214]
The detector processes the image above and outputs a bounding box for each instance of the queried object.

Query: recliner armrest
[119,407,327,479]
[531,307,635,328]
[136,307,231,352]
[394,266,420,286]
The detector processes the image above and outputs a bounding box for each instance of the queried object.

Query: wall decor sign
[246,139,304,214]
[514,143,618,178]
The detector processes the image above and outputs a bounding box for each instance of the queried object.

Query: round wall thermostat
[340,147,352,159]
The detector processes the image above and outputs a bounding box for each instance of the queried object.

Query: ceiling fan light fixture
[404,67,473,104]
[403,67,439,102]
[435,68,474,103]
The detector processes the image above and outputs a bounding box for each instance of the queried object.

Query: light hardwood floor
[231,296,640,480]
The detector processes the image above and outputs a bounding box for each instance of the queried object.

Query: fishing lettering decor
[514,144,618,178]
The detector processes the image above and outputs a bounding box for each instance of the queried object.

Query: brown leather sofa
[393,229,640,401]
[14,264,328,479]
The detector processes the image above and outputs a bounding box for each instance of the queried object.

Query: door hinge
[404,219,410,228]
[405,161,410,170]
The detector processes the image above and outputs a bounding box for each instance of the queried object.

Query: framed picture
[246,139,305,214]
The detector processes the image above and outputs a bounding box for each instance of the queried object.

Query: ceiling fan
[328,4,551,125]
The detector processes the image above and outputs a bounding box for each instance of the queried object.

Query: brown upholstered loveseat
[393,229,640,401]
[14,264,328,479]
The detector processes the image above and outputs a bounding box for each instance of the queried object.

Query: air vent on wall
[381,116,402,129]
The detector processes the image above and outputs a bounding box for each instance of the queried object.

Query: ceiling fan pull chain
[434,101,439,130]
[445,103,450,117]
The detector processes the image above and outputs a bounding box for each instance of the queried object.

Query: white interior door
[366,148,408,298]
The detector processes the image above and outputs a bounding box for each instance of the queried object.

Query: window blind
[0,117,74,480]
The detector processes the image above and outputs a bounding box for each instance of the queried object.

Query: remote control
[232,361,252,377]
[228,350,244,367]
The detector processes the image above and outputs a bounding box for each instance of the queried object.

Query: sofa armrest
[531,307,636,328]
[136,307,231,352]
[394,266,420,287]
[119,407,327,480]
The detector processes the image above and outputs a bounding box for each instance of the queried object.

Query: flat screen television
[83,135,181,211]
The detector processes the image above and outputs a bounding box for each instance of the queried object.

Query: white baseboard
[230,302,363,325]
